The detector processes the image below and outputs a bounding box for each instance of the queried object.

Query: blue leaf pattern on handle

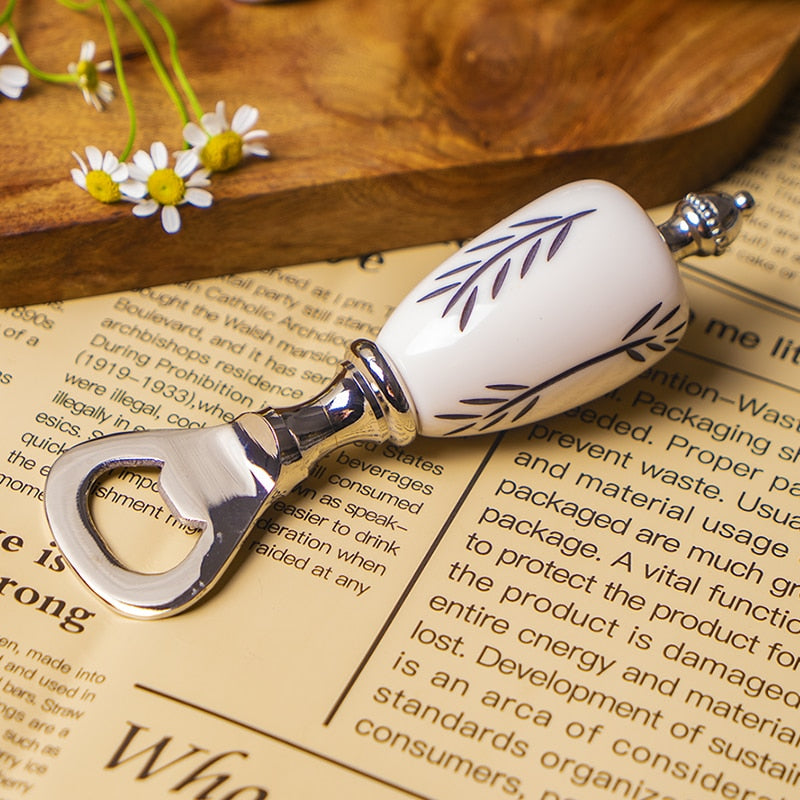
[417,209,595,331]
[435,303,686,434]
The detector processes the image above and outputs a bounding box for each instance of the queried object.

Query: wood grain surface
[2,0,799,306]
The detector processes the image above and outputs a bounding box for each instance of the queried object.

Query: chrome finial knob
[658,189,755,259]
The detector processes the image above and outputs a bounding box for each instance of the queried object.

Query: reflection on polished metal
[44,341,415,619]
[44,180,756,620]
[657,189,755,259]
[267,339,416,493]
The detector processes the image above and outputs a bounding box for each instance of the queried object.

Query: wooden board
[2,0,799,306]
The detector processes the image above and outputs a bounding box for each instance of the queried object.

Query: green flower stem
[6,21,76,83]
[0,0,15,26]
[111,0,190,126]
[98,0,136,160]
[140,0,203,121]
[55,0,100,10]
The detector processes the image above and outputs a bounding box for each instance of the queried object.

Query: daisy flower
[68,41,114,111]
[126,141,213,234]
[0,33,28,100]
[183,101,270,172]
[71,146,142,204]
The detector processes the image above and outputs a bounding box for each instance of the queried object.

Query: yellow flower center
[76,60,99,90]
[201,131,243,172]
[86,169,121,203]
[147,168,185,206]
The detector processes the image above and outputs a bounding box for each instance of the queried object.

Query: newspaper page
[0,96,798,800]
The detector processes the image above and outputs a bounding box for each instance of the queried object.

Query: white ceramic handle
[377,180,689,437]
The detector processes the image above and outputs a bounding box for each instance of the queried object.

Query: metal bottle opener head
[44,342,414,618]
[43,181,754,619]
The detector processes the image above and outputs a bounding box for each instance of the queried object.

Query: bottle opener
[43,180,754,619]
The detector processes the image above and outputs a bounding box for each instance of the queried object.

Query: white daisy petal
[133,150,155,175]
[71,168,87,189]
[242,129,269,142]
[1,65,29,89]
[126,163,150,183]
[109,163,128,182]
[201,110,225,136]
[185,187,213,208]
[0,33,10,56]
[186,169,211,188]
[150,141,168,169]
[101,150,118,173]
[86,146,103,171]
[98,82,114,103]
[243,143,270,158]
[231,104,258,134]
[71,150,88,174]
[161,205,182,234]
[174,150,199,178]
[80,41,95,62]
[183,122,209,147]
[0,64,29,98]
[120,179,146,199]
[133,199,159,218]
[97,60,113,73]
[0,82,22,99]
